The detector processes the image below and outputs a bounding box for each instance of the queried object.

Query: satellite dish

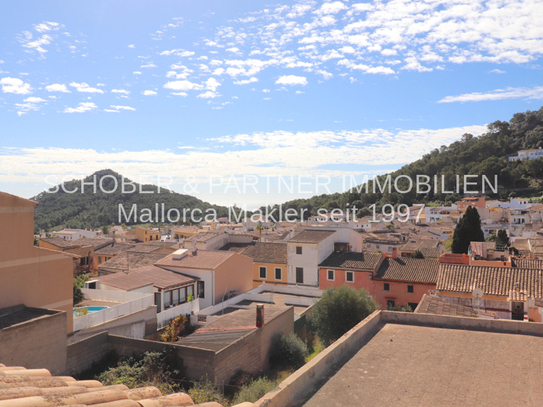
[472,288,484,299]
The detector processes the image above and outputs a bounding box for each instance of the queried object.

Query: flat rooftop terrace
[297,322,543,407]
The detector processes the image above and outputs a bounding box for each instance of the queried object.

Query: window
[259,266,267,279]
[296,246,302,255]
[275,267,282,280]
[407,285,414,293]
[376,245,380,249]
[346,271,354,282]
[408,303,418,311]
[296,267,304,284]
[164,291,171,308]
[172,289,179,305]
[384,283,390,291]
[187,285,193,300]
[387,300,395,309]
[198,281,205,299]
[179,287,186,303]
[98,256,102,263]
[327,269,335,281]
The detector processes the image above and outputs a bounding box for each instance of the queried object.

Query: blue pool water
[73,306,107,315]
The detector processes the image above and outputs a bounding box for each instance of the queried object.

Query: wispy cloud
[63,102,97,113]
[438,86,543,103]
[70,82,104,94]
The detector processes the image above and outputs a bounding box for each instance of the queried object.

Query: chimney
[391,247,398,259]
[256,305,264,328]
[191,238,197,255]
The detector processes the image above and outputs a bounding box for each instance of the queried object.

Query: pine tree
[451,206,485,254]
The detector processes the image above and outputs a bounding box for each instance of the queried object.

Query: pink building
[373,255,439,310]
[318,252,383,295]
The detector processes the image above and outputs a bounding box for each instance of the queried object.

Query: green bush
[231,377,279,405]
[96,350,182,394]
[188,381,229,405]
[269,333,309,370]
[311,285,378,345]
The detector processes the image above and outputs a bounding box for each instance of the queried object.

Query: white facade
[55,228,99,240]
[509,148,543,161]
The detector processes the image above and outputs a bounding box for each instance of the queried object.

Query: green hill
[273,106,543,218]
[32,169,230,232]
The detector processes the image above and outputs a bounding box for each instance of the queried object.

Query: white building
[55,229,99,240]
[508,148,543,161]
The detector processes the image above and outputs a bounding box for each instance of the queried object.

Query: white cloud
[142,90,157,96]
[234,77,259,85]
[69,82,105,94]
[489,69,506,74]
[0,77,32,95]
[315,1,348,15]
[163,80,203,91]
[64,102,97,113]
[128,44,135,48]
[133,71,142,75]
[109,105,136,111]
[205,77,221,91]
[159,49,195,57]
[276,75,308,86]
[34,21,60,33]
[263,89,270,93]
[23,97,46,103]
[438,86,543,103]
[140,63,157,68]
[46,83,70,93]
[197,91,221,99]
[111,89,130,95]
[172,92,188,96]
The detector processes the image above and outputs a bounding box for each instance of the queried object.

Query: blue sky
[1,0,542,208]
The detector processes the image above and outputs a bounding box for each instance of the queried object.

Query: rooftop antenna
[472,288,483,314]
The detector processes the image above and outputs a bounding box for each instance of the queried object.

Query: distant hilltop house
[508,147,543,161]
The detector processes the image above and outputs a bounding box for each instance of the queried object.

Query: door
[512,301,524,321]
[154,292,162,313]
[296,267,304,284]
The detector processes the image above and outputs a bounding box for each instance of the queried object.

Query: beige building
[0,191,74,334]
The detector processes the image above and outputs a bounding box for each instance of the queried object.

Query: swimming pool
[73,306,108,316]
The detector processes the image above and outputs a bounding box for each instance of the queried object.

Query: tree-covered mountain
[32,169,230,232]
[272,106,543,218]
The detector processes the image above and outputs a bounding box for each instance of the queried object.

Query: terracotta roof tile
[319,252,382,270]
[288,230,336,243]
[98,252,169,272]
[241,242,287,264]
[375,257,439,283]
[97,265,196,290]
[437,263,543,299]
[155,250,239,270]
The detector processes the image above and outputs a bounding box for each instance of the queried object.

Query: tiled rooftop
[241,242,287,264]
[98,251,170,272]
[39,237,83,250]
[94,243,135,255]
[374,257,439,283]
[97,265,196,290]
[415,294,478,318]
[288,229,336,244]
[0,363,254,407]
[437,263,543,299]
[319,251,382,270]
[155,250,238,270]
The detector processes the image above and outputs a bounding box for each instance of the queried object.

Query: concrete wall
[107,335,216,382]
[65,331,109,375]
[0,192,74,334]
[213,307,294,385]
[69,305,157,344]
[0,306,67,375]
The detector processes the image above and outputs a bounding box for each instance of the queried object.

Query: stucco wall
[319,268,375,295]
[252,262,287,288]
[373,279,435,310]
[214,254,253,305]
[0,192,74,334]
[0,306,67,375]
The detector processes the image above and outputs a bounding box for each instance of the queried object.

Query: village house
[241,242,288,288]
[39,237,95,275]
[319,251,383,294]
[155,248,253,308]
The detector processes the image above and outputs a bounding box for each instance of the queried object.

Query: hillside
[32,169,230,232]
[273,106,543,217]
